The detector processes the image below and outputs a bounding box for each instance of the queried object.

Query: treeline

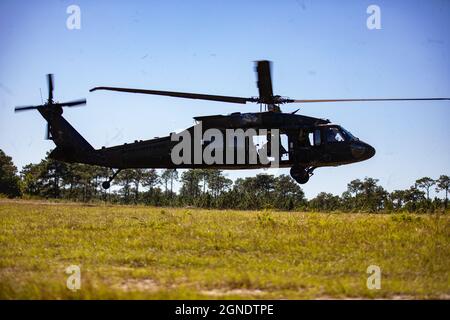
[0,149,448,212]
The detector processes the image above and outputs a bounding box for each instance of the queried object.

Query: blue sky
[1,0,449,199]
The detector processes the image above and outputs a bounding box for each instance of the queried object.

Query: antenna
[39,88,43,104]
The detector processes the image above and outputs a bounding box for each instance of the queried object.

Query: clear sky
[1,0,449,199]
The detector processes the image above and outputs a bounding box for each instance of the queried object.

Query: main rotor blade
[57,99,87,107]
[14,105,43,112]
[291,98,450,103]
[47,74,54,102]
[90,87,254,104]
[255,60,274,104]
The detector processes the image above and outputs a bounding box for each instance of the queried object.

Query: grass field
[0,199,449,299]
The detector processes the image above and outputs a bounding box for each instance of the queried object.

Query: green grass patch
[0,200,449,299]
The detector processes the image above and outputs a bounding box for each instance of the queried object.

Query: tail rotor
[14,74,86,139]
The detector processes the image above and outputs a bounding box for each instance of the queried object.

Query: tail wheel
[102,168,122,189]
[102,181,111,190]
[290,166,310,184]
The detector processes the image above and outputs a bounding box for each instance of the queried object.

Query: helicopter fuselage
[49,111,376,183]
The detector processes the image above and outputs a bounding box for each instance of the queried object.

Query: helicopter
[14,60,450,189]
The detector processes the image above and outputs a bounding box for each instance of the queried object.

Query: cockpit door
[305,129,329,164]
[322,126,351,164]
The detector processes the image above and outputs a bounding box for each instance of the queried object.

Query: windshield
[325,127,345,143]
[339,126,358,141]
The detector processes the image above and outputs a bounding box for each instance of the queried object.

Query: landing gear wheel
[102,181,111,190]
[290,166,310,184]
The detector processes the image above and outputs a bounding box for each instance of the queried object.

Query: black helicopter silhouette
[15,61,450,189]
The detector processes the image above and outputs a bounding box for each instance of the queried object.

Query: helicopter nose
[365,144,376,159]
[351,142,376,160]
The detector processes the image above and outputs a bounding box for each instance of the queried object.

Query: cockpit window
[326,127,345,143]
[307,129,322,146]
[313,129,321,146]
[340,127,357,141]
